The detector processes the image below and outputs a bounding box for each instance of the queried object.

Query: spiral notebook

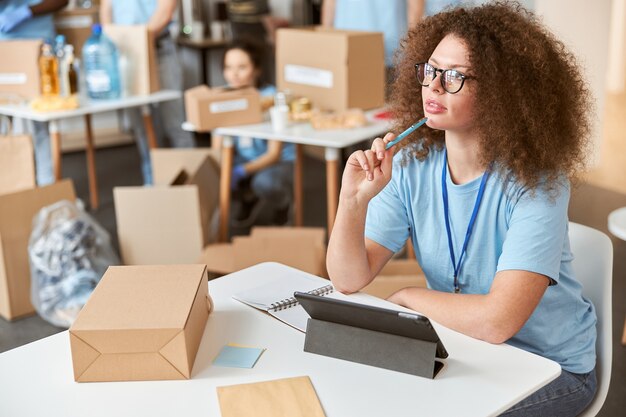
[232,272,336,332]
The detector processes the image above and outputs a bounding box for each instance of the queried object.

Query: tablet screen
[295,292,448,359]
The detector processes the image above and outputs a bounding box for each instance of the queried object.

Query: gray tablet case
[296,292,446,379]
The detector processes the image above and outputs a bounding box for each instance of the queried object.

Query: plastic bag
[29,199,120,327]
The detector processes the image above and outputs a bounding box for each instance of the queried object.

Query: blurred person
[100,0,194,185]
[213,39,295,229]
[0,0,69,186]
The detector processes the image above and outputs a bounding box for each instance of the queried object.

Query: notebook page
[269,291,351,332]
[232,271,328,311]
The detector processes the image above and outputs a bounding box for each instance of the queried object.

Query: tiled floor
[0,135,624,415]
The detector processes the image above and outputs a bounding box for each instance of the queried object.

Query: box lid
[71,264,206,332]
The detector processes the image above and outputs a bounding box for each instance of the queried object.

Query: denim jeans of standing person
[500,368,597,416]
[32,121,54,186]
[126,36,194,185]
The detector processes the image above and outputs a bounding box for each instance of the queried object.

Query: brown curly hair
[390,1,592,193]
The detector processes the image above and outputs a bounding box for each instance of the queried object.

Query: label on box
[209,98,249,113]
[284,65,333,89]
[0,73,27,85]
[55,15,94,29]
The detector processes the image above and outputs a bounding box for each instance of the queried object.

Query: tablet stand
[303,318,444,379]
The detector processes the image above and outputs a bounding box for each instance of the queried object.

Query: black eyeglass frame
[414,62,474,94]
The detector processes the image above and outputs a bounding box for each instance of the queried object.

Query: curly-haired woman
[326,2,596,415]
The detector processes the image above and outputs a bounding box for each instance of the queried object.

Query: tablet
[294,292,448,359]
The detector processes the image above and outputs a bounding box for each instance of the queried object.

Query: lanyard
[441,150,490,293]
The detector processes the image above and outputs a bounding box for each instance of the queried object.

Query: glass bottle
[39,42,59,96]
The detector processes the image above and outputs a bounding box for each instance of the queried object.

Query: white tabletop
[0,262,560,417]
[0,90,181,122]
[213,110,392,148]
[608,206,626,241]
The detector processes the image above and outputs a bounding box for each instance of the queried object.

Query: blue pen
[385,117,429,150]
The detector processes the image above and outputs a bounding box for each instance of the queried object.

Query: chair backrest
[568,222,613,417]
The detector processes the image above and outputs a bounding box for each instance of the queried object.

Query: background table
[0,262,561,417]
[0,90,181,209]
[211,111,391,241]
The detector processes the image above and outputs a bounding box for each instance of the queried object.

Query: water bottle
[82,24,121,100]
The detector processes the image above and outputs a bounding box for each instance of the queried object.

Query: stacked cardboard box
[276,27,385,112]
[184,86,262,132]
[54,6,99,59]
[0,40,42,100]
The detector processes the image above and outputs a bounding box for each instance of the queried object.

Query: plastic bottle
[270,91,290,132]
[55,36,68,97]
[39,42,59,96]
[82,24,121,100]
[64,45,78,96]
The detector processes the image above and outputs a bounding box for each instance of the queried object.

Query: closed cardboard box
[0,132,35,195]
[0,180,76,320]
[114,149,220,265]
[184,86,262,132]
[276,27,385,112]
[199,227,327,277]
[0,40,42,100]
[104,24,160,95]
[69,264,210,382]
[54,7,99,58]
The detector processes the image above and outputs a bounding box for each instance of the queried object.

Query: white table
[0,90,181,209]
[210,111,391,241]
[0,262,561,417]
[608,207,626,344]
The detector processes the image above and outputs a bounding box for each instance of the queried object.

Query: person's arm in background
[321,0,335,27]
[0,0,68,33]
[407,0,424,27]
[146,0,177,35]
[99,0,112,25]
[230,140,283,189]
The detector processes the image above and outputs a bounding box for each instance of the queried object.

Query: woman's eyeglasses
[415,62,473,94]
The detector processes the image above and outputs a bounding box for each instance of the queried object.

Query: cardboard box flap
[250,227,325,241]
[71,328,182,353]
[151,148,219,186]
[159,330,191,378]
[199,244,235,274]
[69,332,101,380]
[78,352,187,382]
[71,265,205,331]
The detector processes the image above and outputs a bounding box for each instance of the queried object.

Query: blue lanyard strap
[441,149,490,293]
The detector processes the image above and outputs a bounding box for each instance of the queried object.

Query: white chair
[569,222,613,417]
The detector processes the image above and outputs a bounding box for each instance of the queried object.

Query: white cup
[210,21,223,41]
[191,21,205,42]
[270,106,290,132]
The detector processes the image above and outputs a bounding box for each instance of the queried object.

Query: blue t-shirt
[110,0,157,25]
[234,85,295,162]
[0,0,55,41]
[333,0,407,66]
[365,147,596,373]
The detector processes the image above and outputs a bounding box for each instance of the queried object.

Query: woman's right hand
[340,132,397,204]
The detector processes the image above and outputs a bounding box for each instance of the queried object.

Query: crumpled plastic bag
[29,199,120,327]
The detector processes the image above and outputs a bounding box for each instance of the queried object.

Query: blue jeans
[500,368,596,416]
[126,37,194,185]
[32,120,54,186]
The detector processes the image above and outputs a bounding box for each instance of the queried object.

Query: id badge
[238,136,253,148]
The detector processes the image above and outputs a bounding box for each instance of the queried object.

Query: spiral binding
[269,284,334,311]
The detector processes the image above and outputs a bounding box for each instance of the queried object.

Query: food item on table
[310,108,367,130]
[30,95,79,112]
[290,97,313,121]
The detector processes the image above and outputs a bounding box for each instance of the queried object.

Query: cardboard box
[199,227,327,277]
[276,27,385,112]
[114,149,220,265]
[184,85,262,132]
[54,7,99,58]
[69,264,210,382]
[0,40,42,100]
[0,133,35,195]
[0,180,76,320]
[104,24,160,95]
[361,259,426,299]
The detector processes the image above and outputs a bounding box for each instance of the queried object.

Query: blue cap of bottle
[92,23,102,35]
[55,34,65,44]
